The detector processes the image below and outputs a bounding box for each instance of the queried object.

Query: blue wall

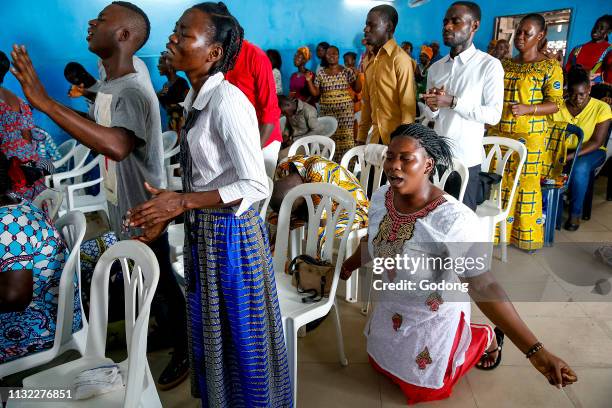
[2,0,609,142]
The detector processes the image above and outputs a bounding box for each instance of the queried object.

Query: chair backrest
[288,135,335,161]
[416,102,434,128]
[340,144,387,199]
[163,145,180,164]
[162,130,178,152]
[316,116,338,137]
[57,139,77,159]
[54,211,87,349]
[253,177,274,221]
[32,188,63,221]
[481,136,527,212]
[84,240,159,407]
[562,124,585,186]
[72,145,92,170]
[166,163,182,191]
[273,183,356,307]
[432,158,469,202]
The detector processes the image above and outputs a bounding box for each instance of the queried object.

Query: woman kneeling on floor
[341,123,577,405]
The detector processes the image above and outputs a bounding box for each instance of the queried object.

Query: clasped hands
[422,86,453,111]
[127,182,185,243]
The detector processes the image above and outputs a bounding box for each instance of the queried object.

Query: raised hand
[10,45,52,111]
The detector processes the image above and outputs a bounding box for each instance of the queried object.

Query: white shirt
[183,72,268,216]
[425,45,504,167]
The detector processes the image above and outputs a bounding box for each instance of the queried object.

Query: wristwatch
[450,95,458,109]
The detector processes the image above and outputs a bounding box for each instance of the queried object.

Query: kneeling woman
[128,3,291,406]
[341,124,577,405]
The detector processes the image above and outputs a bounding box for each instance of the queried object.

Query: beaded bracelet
[525,341,544,358]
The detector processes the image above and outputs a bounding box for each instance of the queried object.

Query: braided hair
[390,123,454,173]
[192,2,244,75]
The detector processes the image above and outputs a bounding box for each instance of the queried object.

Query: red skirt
[369,312,492,405]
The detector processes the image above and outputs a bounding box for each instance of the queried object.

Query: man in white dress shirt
[423,1,504,211]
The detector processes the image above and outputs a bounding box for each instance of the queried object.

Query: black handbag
[476,172,502,205]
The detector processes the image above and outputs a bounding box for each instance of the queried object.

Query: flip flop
[476,327,504,371]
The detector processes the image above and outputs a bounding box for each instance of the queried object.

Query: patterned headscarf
[297,46,311,62]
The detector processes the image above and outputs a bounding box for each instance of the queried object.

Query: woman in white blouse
[128,3,291,406]
[341,123,577,405]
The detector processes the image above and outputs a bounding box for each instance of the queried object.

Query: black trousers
[445,164,481,212]
[148,232,188,356]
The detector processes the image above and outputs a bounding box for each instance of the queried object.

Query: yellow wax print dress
[493,59,564,250]
[269,155,369,253]
[315,68,357,162]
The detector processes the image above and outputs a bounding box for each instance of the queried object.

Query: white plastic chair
[416,101,434,128]
[287,135,335,161]
[166,163,182,192]
[163,145,180,165]
[432,158,470,202]
[162,130,178,152]
[15,241,161,408]
[52,139,78,169]
[476,136,527,263]
[273,182,357,406]
[32,188,64,221]
[54,156,108,219]
[316,116,338,137]
[46,145,91,188]
[0,211,87,379]
[340,144,387,304]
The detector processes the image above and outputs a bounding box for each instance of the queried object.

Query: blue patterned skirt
[184,207,292,407]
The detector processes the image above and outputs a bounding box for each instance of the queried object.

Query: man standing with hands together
[423,1,504,211]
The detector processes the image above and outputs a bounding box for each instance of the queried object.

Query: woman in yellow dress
[494,14,564,251]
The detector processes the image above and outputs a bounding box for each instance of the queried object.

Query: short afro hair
[112,1,151,50]
[370,4,399,31]
[450,1,481,22]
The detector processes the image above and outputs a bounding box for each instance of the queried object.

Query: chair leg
[332,299,348,367]
[544,189,558,247]
[344,236,358,303]
[500,221,508,263]
[284,318,298,407]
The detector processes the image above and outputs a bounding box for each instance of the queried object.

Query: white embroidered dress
[365,185,489,389]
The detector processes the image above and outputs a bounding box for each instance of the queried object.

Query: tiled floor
[3,179,611,407]
[155,179,612,407]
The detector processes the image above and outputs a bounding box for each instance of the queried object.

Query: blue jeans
[568,149,606,217]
